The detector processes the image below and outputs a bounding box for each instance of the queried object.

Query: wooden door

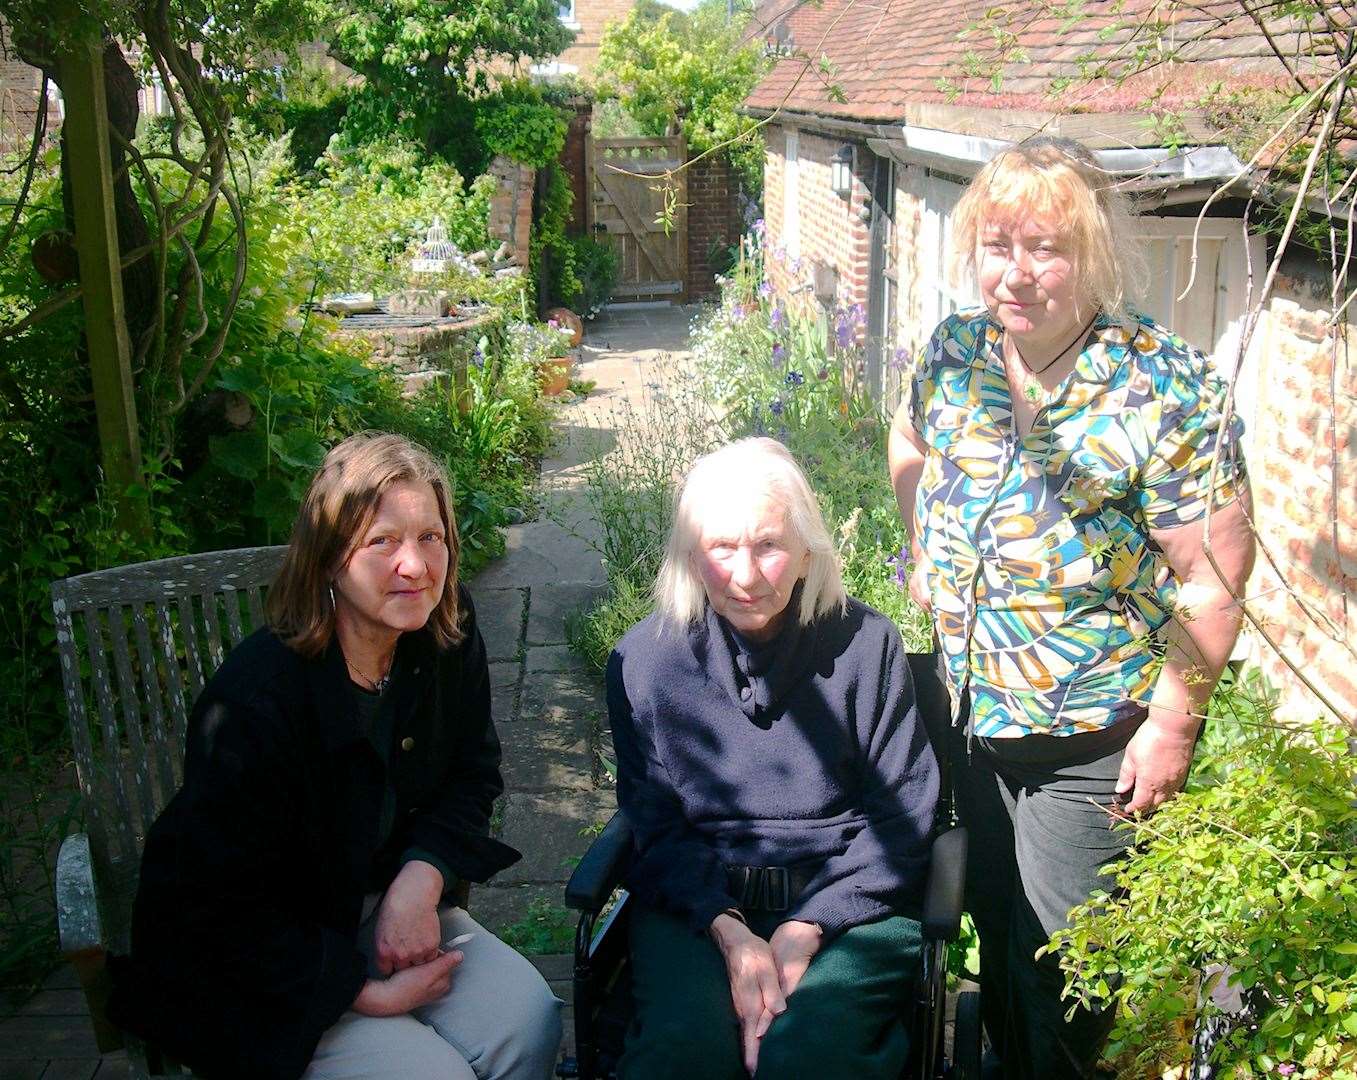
[590,136,687,302]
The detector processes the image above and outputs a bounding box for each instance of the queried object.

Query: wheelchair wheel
[950,988,984,1080]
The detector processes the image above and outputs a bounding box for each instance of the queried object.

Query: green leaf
[209,430,268,480]
[270,428,327,470]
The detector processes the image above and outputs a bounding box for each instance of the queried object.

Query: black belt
[725,864,818,913]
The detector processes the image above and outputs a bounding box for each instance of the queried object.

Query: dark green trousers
[617,906,922,1080]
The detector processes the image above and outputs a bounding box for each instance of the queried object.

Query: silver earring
[328,584,337,610]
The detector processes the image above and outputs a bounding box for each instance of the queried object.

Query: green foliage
[286,135,497,296]
[475,81,570,169]
[319,0,573,156]
[496,896,576,954]
[238,61,352,175]
[533,162,583,311]
[595,0,770,192]
[569,236,619,319]
[1051,681,1357,1080]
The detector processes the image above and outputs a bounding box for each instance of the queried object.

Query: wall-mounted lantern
[830,144,855,199]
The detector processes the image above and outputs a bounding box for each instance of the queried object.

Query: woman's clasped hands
[354,860,462,1017]
[710,913,823,1075]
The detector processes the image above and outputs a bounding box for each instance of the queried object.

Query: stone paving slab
[523,644,590,675]
[498,792,616,883]
[498,716,595,794]
[470,586,526,661]
[487,661,520,727]
[472,520,605,589]
[526,583,608,645]
[518,668,607,725]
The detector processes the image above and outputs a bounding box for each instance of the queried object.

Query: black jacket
[108,585,519,1079]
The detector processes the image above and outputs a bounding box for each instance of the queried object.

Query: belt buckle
[762,866,790,911]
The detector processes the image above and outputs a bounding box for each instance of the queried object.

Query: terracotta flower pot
[538,356,572,396]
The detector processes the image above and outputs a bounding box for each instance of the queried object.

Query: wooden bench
[50,546,288,1078]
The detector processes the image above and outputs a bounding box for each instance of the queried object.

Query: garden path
[0,302,698,1079]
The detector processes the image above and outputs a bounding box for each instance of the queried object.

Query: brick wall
[558,0,637,74]
[488,156,535,267]
[0,20,45,155]
[561,100,592,237]
[761,124,872,319]
[1239,263,1357,728]
[686,153,744,300]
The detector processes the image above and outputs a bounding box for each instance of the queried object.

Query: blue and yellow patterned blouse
[905,308,1248,738]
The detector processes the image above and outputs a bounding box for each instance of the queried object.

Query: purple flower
[834,317,854,349]
[885,545,910,589]
[785,370,804,388]
[850,302,866,327]
[769,398,785,416]
[758,280,773,299]
[471,347,485,369]
[771,342,786,367]
[818,367,830,380]
[752,216,766,237]
[1277,1067,1297,1077]
[890,347,909,372]
[770,303,786,332]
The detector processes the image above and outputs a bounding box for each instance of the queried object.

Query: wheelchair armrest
[564,811,634,913]
[56,832,123,1053]
[921,825,968,942]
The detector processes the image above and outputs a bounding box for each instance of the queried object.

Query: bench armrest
[56,832,124,1053]
[921,825,967,942]
[564,811,634,913]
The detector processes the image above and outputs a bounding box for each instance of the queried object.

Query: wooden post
[55,31,147,539]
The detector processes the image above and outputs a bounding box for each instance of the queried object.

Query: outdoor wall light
[830,144,855,199]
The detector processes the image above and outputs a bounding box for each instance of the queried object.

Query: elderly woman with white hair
[607,437,941,1080]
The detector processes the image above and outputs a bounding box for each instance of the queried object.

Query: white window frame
[782,128,800,260]
[917,171,976,334]
[557,0,580,28]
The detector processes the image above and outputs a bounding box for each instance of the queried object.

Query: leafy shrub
[595,0,769,193]
[570,235,619,319]
[287,136,498,296]
[1051,677,1357,1080]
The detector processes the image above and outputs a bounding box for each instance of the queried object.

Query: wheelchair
[555,653,985,1080]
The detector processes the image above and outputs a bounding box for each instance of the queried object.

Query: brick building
[745,0,1356,728]
[535,0,643,76]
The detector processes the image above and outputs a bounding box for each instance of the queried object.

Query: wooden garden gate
[589,136,687,302]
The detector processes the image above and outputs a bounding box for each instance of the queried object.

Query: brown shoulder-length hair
[266,433,464,656]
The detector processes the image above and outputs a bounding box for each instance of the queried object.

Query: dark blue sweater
[607,597,940,938]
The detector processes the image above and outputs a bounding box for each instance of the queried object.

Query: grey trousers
[951,716,1141,1080]
[304,903,563,1080]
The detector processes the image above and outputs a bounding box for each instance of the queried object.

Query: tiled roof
[744,0,1329,128]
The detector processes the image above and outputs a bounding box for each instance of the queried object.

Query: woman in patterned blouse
[887,137,1256,1079]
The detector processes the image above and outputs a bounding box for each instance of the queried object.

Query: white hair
[653,438,847,629]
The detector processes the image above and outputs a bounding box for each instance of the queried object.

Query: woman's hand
[373,860,445,975]
[768,920,822,999]
[908,546,933,613]
[710,913,786,1074]
[352,948,463,1017]
[1115,714,1197,815]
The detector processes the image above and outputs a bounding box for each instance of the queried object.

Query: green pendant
[1024,383,1040,402]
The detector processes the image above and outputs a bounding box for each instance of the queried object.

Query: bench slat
[106,607,156,843]
[131,606,177,808]
[152,601,189,777]
[81,608,138,865]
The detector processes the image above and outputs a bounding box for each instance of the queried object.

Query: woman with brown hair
[109,433,561,1080]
